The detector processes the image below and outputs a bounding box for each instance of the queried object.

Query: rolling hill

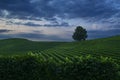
[0,38,66,55]
[0,35,120,80]
[0,35,120,63]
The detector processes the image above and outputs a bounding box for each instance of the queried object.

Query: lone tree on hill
[72,26,87,41]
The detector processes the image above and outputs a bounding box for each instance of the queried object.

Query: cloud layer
[0,0,120,19]
[0,0,120,41]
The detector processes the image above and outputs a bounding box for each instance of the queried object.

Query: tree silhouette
[72,26,87,41]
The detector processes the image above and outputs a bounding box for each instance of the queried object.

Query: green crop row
[0,53,119,80]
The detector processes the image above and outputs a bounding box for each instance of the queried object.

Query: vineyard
[0,36,120,63]
[0,36,120,61]
[0,35,120,80]
[31,35,120,64]
[0,54,119,80]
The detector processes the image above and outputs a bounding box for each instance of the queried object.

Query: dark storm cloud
[0,0,120,28]
[0,0,36,18]
[88,29,120,39]
[43,22,70,27]
[0,29,12,33]
[0,0,120,20]
[23,22,42,27]
[8,21,70,27]
[51,0,119,19]
[0,0,120,41]
[0,0,56,19]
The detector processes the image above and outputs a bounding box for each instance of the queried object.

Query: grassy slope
[0,36,120,62]
[0,38,66,55]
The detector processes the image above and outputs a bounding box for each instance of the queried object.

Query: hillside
[0,36,120,80]
[0,36,120,62]
[0,38,66,55]
[34,35,120,62]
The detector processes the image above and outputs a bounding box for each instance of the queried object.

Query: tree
[72,26,87,41]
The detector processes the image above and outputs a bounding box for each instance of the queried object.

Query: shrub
[0,54,119,80]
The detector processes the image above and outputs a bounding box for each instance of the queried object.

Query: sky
[0,0,120,41]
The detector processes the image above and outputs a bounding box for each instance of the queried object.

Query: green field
[0,38,65,55]
[0,35,120,80]
[0,35,120,63]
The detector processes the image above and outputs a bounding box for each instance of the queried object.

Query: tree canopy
[72,26,87,41]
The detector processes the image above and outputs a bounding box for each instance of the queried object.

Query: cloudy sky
[0,0,120,41]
